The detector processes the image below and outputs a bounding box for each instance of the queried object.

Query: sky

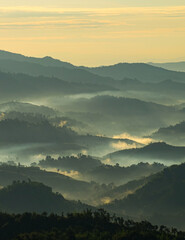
[0,0,185,66]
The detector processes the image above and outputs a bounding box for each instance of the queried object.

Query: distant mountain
[106,142,185,164]
[152,121,185,145]
[84,63,185,82]
[0,101,56,116]
[117,79,185,97]
[85,162,164,185]
[38,155,164,185]
[62,95,185,135]
[0,50,75,69]
[0,59,116,85]
[1,50,185,84]
[0,71,114,101]
[0,118,139,156]
[103,163,185,228]
[0,52,117,87]
[76,134,141,156]
[0,181,92,214]
[38,154,102,173]
[0,119,77,145]
[149,61,185,72]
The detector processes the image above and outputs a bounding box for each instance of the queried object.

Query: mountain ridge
[1,50,185,83]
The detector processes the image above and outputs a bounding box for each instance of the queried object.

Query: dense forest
[0,210,185,240]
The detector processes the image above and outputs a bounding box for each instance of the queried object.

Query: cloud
[0,6,184,31]
[1,6,185,16]
[0,18,128,30]
[111,141,138,150]
[0,113,5,121]
[101,197,112,204]
[0,5,184,65]
[0,36,67,41]
[60,170,80,178]
[112,133,153,145]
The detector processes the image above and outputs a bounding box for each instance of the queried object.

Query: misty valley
[0,50,185,239]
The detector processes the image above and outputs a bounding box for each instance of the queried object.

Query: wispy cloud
[0,36,67,41]
[0,5,185,65]
[0,6,185,16]
[0,19,118,29]
[0,6,184,33]
[113,133,153,145]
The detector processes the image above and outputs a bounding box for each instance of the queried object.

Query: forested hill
[0,181,92,214]
[0,210,185,240]
[107,142,185,163]
[104,163,185,229]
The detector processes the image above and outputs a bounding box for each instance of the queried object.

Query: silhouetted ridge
[107,142,185,162]
[104,163,185,228]
[85,62,185,82]
[0,181,92,214]
[152,121,185,145]
[139,142,172,151]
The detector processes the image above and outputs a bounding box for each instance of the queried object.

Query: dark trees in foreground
[0,210,184,240]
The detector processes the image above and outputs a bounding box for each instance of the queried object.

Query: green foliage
[0,210,184,240]
[104,163,185,229]
[0,181,92,214]
[39,154,102,172]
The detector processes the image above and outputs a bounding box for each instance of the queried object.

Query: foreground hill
[106,142,185,164]
[0,164,118,205]
[0,165,93,201]
[0,181,92,214]
[0,211,184,240]
[104,163,185,229]
[152,121,185,145]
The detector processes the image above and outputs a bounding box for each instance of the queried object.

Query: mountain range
[1,50,185,83]
[106,142,185,164]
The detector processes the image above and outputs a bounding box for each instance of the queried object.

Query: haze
[0,0,185,66]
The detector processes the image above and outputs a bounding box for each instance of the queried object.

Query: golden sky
[0,0,185,66]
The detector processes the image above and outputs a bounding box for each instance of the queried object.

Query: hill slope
[62,95,185,135]
[0,101,56,116]
[0,181,92,214]
[152,121,185,145]
[104,163,185,228]
[106,142,185,164]
[0,50,75,69]
[0,165,101,203]
[149,61,185,72]
[0,71,113,101]
[84,63,185,82]
[1,50,185,84]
